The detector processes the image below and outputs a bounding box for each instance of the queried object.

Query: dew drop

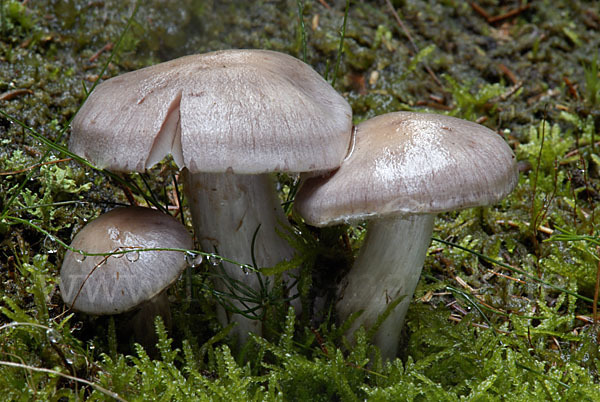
[44,236,58,254]
[64,348,75,365]
[185,251,203,268]
[241,265,249,275]
[208,255,222,266]
[46,328,61,344]
[112,247,125,259]
[126,251,140,262]
[74,251,86,263]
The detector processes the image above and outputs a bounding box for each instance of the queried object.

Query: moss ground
[1,0,600,400]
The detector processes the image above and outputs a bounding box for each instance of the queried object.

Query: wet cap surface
[70,49,353,174]
[295,112,518,226]
[60,207,193,315]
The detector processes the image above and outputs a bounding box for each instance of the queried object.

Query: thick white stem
[182,170,296,343]
[336,214,434,359]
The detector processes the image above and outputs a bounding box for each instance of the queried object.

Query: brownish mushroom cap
[70,49,352,174]
[60,207,192,315]
[295,112,518,225]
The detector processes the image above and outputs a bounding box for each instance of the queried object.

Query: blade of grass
[138,172,168,214]
[595,247,600,342]
[296,0,307,62]
[3,216,253,271]
[330,0,350,87]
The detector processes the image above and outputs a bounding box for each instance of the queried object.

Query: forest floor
[1,0,600,400]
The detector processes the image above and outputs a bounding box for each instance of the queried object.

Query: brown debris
[347,72,367,95]
[0,89,34,101]
[563,76,579,100]
[89,42,114,62]
[0,158,72,176]
[470,2,531,25]
[317,0,330,9]
[498,63,518,85]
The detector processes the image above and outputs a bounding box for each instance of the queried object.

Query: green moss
[2,0,600,399]
[5,0,35,31]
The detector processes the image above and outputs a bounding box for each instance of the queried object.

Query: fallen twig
[316,0,330,9]
[498,63,518,85]
[470,2,531,24]
[0,89,33,101]
[89,42,114,62]
[0,158,72,176]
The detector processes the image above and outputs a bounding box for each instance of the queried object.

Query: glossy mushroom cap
[60,207,193,315]
[295,112,518,226]
[71,49,353,174]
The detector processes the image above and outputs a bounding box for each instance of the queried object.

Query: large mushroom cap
[295,112,518,226]
[70,49,352,174]
[59,207,193,315]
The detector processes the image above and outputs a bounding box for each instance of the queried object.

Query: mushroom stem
[182,170,296,343]
[336,214,434,359]
[125,291,172,356]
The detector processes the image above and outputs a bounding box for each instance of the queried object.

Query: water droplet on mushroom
[207,255,221,266]
[46,328,61,344]
[185,251,203,268]
[74,251,86,263]
[126,251,140,262]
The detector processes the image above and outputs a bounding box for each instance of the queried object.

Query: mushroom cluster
[68,50,352,342]
[66,49,517,358]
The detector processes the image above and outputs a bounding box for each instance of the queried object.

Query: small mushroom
[294,112,518,359]
[60,207,192,351]
[70,50,353,342]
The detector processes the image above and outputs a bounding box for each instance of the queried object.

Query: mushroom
[294,112,518,359]
[69,49,353,342]
[60,206,192,351]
